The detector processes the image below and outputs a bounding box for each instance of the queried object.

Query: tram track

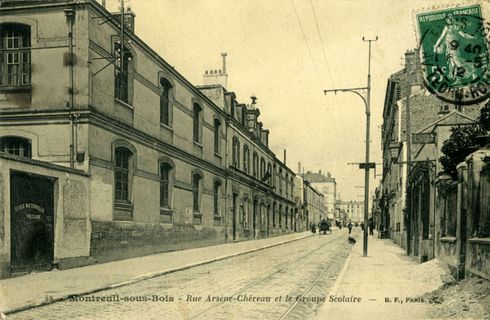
[189,232,349,320]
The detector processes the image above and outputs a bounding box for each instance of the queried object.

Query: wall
[0,153,91,278]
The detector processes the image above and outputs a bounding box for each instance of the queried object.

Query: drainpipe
[224,117,229,243]
[65,8,76,168]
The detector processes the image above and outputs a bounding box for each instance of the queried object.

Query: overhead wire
[306,0,346,163]
[290,0,324,88]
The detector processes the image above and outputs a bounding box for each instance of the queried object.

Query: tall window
[0,136,31,158]
[267,163,272,185]
[260,158,265,180]
[192,173,202,212]
[232,137,240,168]
[243,145,250,173]
[253,152,259,177]
[214,180,221,216]
[214,119,221,154]
[193,103,202,143]
[0,24,31,87]
[115,147,132,201]
[160,162,172,208]
[160,78,172,126]
[279,169,283,194]
[286,174,289,196]
[114,42,132,103]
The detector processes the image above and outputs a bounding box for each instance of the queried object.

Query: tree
[479,102,490,131]
[440,124,483,179]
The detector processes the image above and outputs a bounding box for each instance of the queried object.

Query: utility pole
[324,36,377,257]
[362,36,377,257]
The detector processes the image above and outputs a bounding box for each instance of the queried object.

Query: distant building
[300,170,336,220]
[337,200,364,224]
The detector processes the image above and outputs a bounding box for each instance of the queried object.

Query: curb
[311,232,358,319]
[4,232,314,315]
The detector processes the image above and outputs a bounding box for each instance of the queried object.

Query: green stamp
[417,4,490,104]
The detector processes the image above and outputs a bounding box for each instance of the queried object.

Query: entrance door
[253,199,257,238]
[10,171,54,273]
[232,193,238,241]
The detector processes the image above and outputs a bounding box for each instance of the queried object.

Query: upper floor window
[232,137,240,169]
[0,24,31,87]
[252,152,259,178]
[214,119,221,154]
[193,103,202,143]
[160,78,173,126]
[160,162,173,209]
[0,136,31,157]
[243,145,250,174]
[115,147,133,201]
[285,174,289,196]
[260,158,265,180]
[114,42,133,104]
[279,169,283,193]
[267,163,272,185]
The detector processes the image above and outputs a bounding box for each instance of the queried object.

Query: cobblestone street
[8,230,353,320]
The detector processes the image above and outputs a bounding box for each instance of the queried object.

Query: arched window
[232,137,240,169]
[114,42,133,104]
[192,172,202,213]
[114,147,133,201]
[260,157,265,180]
[243,145,250,173]
[193,103,202,143]
[214,119,221,154]
[253,152,258,177]
[0,24,31,87]
[0,136,31,157]
[160,78,172,126]
[267,163,272,185]
[285,174,289,196]
[213,180,221,217]
[160,162,173,209]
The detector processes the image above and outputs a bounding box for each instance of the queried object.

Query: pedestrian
[311,222,316,234]
[348,221,353,234]
[369,218,374,236]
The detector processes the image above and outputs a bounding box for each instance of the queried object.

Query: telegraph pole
[324,36,377,257]
[362,36,377,257]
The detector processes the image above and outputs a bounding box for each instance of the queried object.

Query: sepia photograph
[0,0,489,319]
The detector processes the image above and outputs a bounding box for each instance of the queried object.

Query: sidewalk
[0,231,312,314]
[315,234,450,320]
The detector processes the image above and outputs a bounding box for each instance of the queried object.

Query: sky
[103,0,480,202]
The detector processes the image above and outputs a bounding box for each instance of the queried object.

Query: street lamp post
[324,36,377,257]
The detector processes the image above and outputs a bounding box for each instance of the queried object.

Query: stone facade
[0,0,296,272]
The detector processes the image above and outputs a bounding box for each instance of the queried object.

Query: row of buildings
[0,0,336,278]
[380,49,490,280]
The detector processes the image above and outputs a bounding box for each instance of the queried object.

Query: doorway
[10,171,55,273]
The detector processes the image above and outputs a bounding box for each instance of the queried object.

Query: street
[7,230,353,320]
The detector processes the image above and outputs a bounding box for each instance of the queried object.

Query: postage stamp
[416,4,490,105]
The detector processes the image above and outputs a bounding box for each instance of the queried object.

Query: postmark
[416,4,490,105]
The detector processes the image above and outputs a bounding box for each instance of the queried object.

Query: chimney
[298,161,301,175]
[102,0,106,7]
[222,52,227,74]
[283,149,287,166]
[203,53,229,89]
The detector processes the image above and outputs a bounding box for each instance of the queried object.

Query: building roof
[417,110,477,134]
[301,171,336,183]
